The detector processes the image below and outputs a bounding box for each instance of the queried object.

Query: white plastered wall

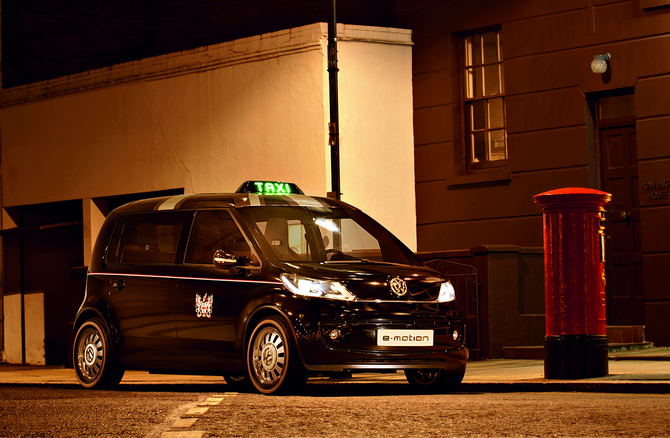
[23,292,45,365]
[2,294,21,364]
[0,31,328,204]
[337,26,416,250]
[1,23,415,250]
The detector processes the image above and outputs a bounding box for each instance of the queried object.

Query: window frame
[183,208,260,268]
[104,214,129,265]
[461,29,508,171]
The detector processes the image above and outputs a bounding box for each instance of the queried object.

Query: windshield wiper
[322,259,364,264]
[322,258,405,266]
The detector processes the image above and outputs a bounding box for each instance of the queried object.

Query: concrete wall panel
[505,35,670,97]
[506,88,586,134]
[413,69,452,109]
[505,2,670,59]
[645,301,670,346]
[640,206,670,253]
[412,35,450,75]
[413,105,453,146]
[508,126,589,173]
[416,167,589,226]
[637,75,670,118]
[415,142,450,183]
[636,116,670,160]
[417,216,544,253]
[643,254,670,301]
[398,0,584,37]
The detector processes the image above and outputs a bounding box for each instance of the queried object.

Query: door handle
[620,211,632,227]
[112,280,126,291]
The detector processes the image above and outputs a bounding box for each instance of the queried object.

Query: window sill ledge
[446,169,512,189]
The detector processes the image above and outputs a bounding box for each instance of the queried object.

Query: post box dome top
[534,187,612,210]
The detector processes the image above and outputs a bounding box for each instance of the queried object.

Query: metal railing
[424,259,483,360]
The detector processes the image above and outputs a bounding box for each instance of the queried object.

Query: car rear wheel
[405,366,465,393]
[246,315,307,394]
[73,318,125,389]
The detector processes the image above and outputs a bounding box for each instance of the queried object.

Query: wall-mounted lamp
[591,53,610,74]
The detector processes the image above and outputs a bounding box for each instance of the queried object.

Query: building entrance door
[600,125,644,325]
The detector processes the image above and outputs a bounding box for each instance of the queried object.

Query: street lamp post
[327,0,341,200]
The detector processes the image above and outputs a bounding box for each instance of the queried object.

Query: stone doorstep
[502,346,546,360]
[606,325,645,344]
[607,342,654,353]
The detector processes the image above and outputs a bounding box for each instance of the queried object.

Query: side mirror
[213,249,237,269]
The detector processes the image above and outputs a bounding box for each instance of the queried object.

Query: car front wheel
[246,315,307,394]
[405,366,465,393]
[73,318,125,389]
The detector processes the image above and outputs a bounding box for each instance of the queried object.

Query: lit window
[464,30,507,166]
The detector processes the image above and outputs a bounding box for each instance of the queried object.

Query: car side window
[185,210,253,265]
[119,212,187,264]
[105,214,128,264]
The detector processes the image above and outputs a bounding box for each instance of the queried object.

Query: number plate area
[377,329,434,347]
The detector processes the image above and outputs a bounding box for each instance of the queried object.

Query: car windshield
[241,206,421,266]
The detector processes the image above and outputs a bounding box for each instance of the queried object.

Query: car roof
[110,193,347,215]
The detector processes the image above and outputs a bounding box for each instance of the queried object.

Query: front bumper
[287,299,468,372]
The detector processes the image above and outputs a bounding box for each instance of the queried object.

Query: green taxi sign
[236,180,304,196]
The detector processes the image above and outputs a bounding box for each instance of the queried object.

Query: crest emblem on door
[195,293,213,318]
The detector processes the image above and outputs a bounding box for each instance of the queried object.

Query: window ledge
[446,169,512,188]
[640,0,670,10]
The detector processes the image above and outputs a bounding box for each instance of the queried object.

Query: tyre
[404,366,466,393]
[223,373,252,391]
[246,315,307,395]
[73,318,125,389]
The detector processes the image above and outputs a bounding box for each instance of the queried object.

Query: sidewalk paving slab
[1,347,669,393]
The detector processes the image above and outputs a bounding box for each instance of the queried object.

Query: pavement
[1,346,669,394]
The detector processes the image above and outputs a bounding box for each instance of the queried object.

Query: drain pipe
[327,0,341,200]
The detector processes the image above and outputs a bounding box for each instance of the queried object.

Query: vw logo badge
[389,277,408,297]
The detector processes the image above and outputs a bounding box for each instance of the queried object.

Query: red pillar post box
[534,188,611,379]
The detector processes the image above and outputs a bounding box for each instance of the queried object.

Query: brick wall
[1,0,397,88]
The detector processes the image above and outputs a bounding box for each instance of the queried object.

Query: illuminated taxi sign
[236,180,304,195]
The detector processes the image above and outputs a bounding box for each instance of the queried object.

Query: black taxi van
[73,181,468,394]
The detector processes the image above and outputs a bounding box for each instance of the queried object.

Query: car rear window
[119,212,188,264]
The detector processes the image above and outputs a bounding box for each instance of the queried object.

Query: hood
[283,261,445,301]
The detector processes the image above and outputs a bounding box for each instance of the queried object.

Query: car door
[175,209,266,369]
[107,211,189,363]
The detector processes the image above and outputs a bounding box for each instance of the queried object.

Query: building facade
[3,0,670,365]
[0,23,415,364]
[398,0,670,349]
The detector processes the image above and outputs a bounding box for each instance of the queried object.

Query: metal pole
[327,0,341,200]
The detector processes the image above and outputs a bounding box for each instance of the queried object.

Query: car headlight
[281,274,355,301]
[437,280,456,303]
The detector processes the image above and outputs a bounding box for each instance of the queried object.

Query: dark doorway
[3,199,85,365]
[2,188,185,365]
[600,125,644,325]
